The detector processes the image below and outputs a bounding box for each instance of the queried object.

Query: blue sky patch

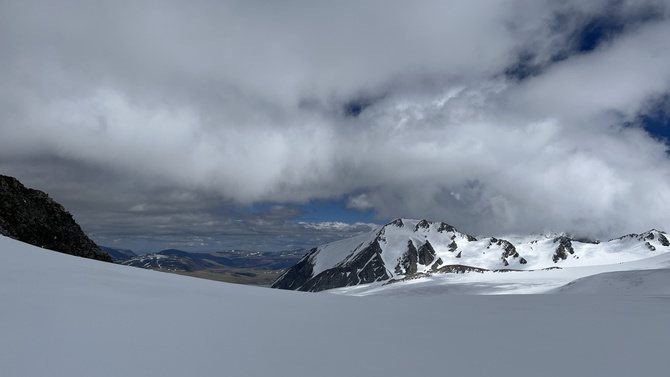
[297,199,378,224]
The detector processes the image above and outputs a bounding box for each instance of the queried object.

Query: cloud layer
[1,0,670,249]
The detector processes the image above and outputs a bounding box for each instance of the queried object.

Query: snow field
[2,235,670,377]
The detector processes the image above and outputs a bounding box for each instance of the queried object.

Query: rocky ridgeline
[272,218,670,292]
[0,174,112,262]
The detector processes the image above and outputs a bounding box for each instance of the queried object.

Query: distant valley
[108,247,305,286]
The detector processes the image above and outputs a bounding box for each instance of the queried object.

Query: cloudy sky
[1,0,670,252]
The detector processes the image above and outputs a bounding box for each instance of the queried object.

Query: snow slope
[2,235,670,377]
[332,251,670,296]
[274,218,670,292]
[553,269,670,295]
[322,219,668,273]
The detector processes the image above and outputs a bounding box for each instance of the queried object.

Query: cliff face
[0,174,112,262]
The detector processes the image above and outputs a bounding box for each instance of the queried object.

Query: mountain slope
[2,234,670,377]
[273,218,670,292]
[0,174,111,262]
[553,268,670,295]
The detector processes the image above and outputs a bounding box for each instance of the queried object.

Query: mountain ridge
[272,218,670,292]
[0,174,112,262]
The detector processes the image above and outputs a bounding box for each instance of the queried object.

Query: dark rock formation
[415,219,430,231]
[499,240,519,259]
[395,240,419,274]
[488,237,520,266]
[301,240,389,292]
[390,219,404,227]
[434,264,488,274]
[0,174,111,262]
[486,237,521,267]
[552,236,575,263]
[573,237,600,244]
[436,222,456,233]
[418,240,437,265]
[395,239,437,274]
[272,240,391,292]
[269,248,317,290]
[615,230,668,245]
[448,240,458,252]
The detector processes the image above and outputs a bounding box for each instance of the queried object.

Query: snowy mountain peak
[615,230,670,245]
[272,219,670,292]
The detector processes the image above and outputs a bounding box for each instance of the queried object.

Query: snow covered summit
[272,218,670,292]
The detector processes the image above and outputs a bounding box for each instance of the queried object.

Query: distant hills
[116,248,304,286]
[272,218,670,292]
[0,174,112,262]
[100,246,137,261]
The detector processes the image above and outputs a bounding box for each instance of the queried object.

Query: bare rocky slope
[0,174,111,262]
[272,218,670,292]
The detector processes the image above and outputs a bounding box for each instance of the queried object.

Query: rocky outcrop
[394,240,437,275]
[273,240,390,292]
[552,236,575,263]
[418,240,437,265]
[395,240,419,274]
[435,264,488,274]
[0,174,112,262]
[488,237,520,266]
[268,248,317,290]
[660,233,670,247]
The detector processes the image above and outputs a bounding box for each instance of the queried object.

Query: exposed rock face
[415,219,430,231]
[273,219,486,292]
[418,240,436,265]
[273,240,390,292]
[434,264,488,274]
[430,258,444,271]
[272,218,670,292]
[395,240,419,274]
[488,237,519,266]
[660,234,670,247]
[437,222,456,233]
[552,236,575,263]
[267,249,316,290]
[448,240,458,252]
[0,174,112,262]
[394,240,437,275]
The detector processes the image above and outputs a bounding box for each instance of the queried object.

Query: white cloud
[1,0,670,245]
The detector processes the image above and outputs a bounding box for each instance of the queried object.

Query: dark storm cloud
[2,0,670,249]
[0,157,376,252]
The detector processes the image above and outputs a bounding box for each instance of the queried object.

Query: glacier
[2,234,670,376]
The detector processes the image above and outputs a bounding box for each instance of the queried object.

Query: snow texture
[2,235,670,377]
